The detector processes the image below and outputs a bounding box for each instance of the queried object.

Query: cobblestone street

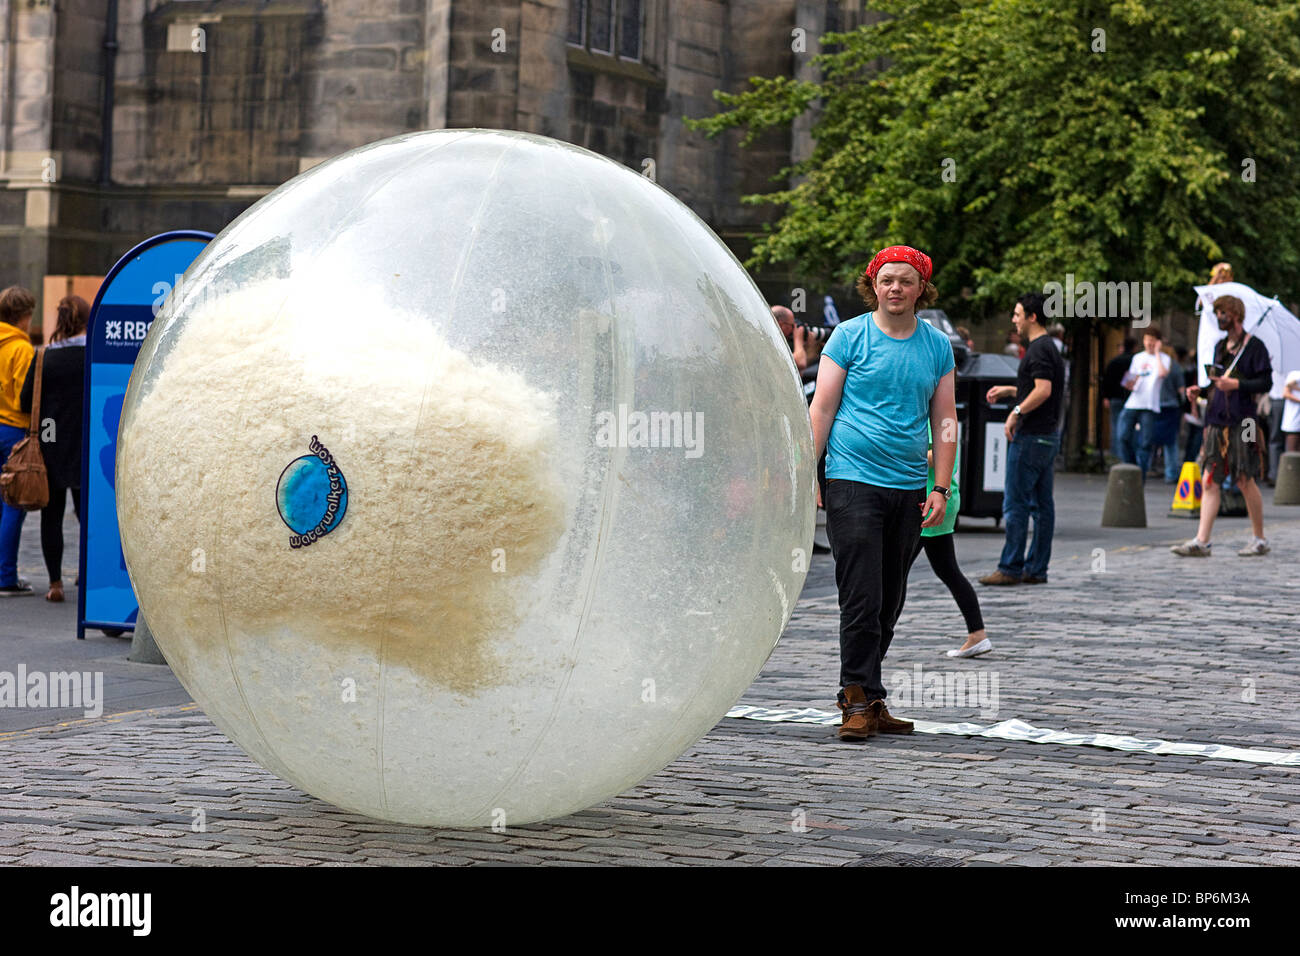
[3,474,1299,865]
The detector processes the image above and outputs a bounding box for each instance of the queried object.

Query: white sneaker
[947,638,993,659]
[1170,538,1212,557]
[1237,537,1270,556]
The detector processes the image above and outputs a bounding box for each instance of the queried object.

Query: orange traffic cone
[1170,460,1202,517]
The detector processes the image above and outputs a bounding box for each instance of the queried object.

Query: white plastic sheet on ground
[724,706,1300,767]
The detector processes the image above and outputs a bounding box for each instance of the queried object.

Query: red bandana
[866,245,933,286]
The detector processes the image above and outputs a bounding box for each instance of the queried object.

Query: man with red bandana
[809,246,958,741]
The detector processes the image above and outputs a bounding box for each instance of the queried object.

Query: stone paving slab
[2,474,1299,865]
[2,698,1296,866]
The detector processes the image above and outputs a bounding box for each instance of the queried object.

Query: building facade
[0,0,865,329]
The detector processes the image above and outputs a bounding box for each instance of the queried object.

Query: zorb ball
[116,129,815,826]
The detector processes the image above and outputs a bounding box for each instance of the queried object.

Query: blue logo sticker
[276,435,348,549]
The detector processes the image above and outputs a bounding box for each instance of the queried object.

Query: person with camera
[770,305,808,372]
[809,245,957,741]
[1172,294,1272,557]
[771,304,832,375]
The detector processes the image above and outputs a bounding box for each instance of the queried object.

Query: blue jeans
[998,433,1058,579]
[0,423,29,586]
[1116,406,1157,478]
[1155,406,1182,480]
[1108,401,1124,455]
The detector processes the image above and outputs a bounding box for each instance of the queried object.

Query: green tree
[689,0,1300,463]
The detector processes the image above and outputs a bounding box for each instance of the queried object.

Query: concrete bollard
[1276,452,1300,506]
[1102,463,1147,527]
[127,615,168,665]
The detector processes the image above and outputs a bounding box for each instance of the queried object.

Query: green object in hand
[922,421,960,538]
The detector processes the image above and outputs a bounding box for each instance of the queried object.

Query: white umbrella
[1193,281,1300,397]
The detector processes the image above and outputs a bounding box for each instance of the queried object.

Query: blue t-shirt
[822,312,955,490]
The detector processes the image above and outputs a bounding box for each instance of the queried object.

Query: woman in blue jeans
[0,286,37,595]
[0,422,28,589]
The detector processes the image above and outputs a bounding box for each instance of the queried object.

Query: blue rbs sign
[78,231,213,639]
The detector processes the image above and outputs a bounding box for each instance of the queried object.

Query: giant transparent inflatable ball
[117,129,815,826]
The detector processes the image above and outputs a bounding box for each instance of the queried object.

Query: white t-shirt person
[1283,369,1300,434]
[1123,349,1171,412]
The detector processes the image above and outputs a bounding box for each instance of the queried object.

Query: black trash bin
[955,352,1020,523]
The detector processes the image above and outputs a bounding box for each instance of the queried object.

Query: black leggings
[907,532,984,634]
[42,482,81,585]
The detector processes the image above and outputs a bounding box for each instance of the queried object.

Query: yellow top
[0,322,34,430]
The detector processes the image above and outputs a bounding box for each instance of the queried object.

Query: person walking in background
[979,293,1065,586]
[810,244,957,741]
[1184,263,1234,468]
[1172,295,1272,557]
[0,286,37,596]
[904,423,991,658]
[1047,323,1071,465]
[822,294,841,328]
[1154,341,1186,482]
[1181,345,1206,466]
[1047,323,1066,354]
[1115,326,1170,481]
[1282,369,1300,454]
[20,295,88,602]
[1265,377,1286,487]
[1003,329,1023,358]
[1101,336,1138,456]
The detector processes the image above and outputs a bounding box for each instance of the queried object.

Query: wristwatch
[1012,404,1022,417]
[932,485,951,500]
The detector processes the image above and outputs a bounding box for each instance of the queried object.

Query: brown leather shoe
[978,570,1021,586]
[1021,575,1047,584]
[837,685,877,740]
[869,699,913,734]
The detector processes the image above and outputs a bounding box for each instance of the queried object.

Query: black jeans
[41,481,80,585]
[824,479,924,700]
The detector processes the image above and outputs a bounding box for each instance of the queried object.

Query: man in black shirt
[1101,336,1138,454]
[979,292,1066,585]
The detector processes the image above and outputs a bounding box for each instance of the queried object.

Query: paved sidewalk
[0,509,189,730]
[2,474,1299,865]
